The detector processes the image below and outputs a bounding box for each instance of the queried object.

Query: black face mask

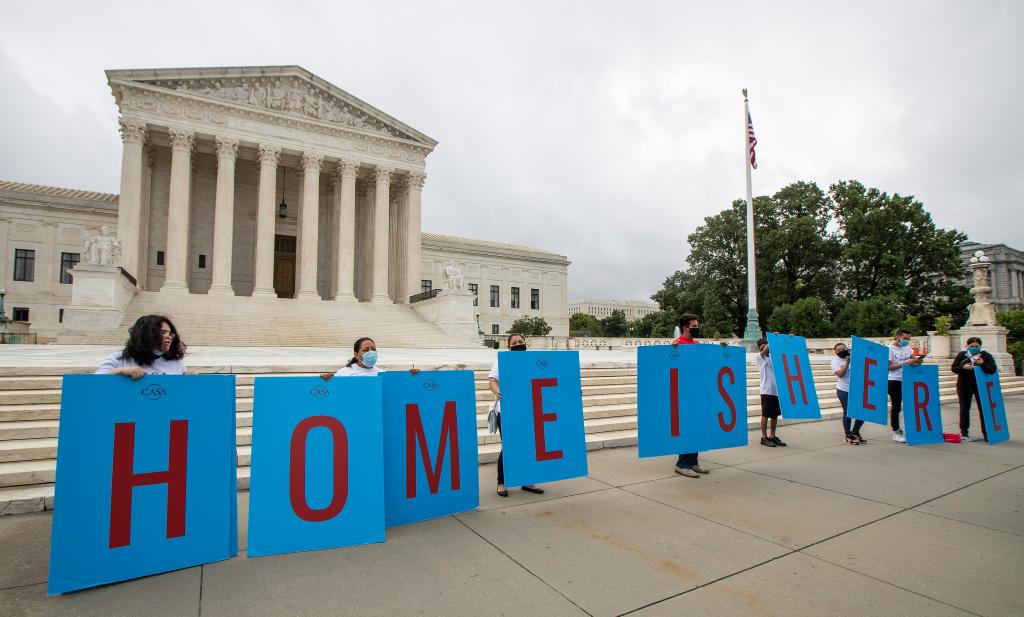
[837,349,850,359]
[687,327,701,338]
[511,344,527,351]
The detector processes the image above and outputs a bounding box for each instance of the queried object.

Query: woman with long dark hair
[489,333,544,497]
[96,315,187,378]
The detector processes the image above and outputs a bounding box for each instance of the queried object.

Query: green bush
[934,315,952,336]
[508,316,552,336]
[833,297,902,337]
[768,298,832,337]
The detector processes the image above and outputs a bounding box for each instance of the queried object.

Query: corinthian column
[116,118,147,281]
[160,127,195,293]
[333,160,359,301]
[370,166,393,303]
[252,144,280,297]
[208,136,239,296]
[405,172,425,304]
[296,152,324,300]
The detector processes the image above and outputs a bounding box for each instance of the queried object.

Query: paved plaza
[1,398,1022,616]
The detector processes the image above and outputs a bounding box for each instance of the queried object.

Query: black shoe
[497,487,509,497]
[521,485,544,494]
[853,433,866,444]
[760,436,776,447]
[770,436,787,447]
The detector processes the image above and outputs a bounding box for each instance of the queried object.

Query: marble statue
[442,260,465,290]
[83,226,122,267]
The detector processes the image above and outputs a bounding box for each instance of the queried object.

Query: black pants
[888,380,902,431]
[496,414,505,485]
[956,383,988,439]
[676,452,698,469]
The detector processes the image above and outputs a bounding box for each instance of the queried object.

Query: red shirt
[672,336,699,345]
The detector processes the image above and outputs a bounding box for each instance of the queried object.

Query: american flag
[747,111,758,170]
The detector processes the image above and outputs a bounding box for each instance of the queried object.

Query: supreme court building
[0,66,569,344]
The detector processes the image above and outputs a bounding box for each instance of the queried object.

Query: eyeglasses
[160,330,177,339]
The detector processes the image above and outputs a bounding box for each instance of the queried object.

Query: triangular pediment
[106,66,436,147]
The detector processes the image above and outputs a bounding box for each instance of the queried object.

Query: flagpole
[741,88,762,342]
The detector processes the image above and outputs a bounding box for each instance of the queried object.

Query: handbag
[487,399,500,434]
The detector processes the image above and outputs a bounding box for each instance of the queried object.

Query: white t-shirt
[96,351,186,375]
[333,364,383,377]
[888,344,914,381]
[488,361,499,382]
[831,356,851,392]
[755,354,778,396]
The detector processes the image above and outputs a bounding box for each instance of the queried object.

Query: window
[156,250,165,266]
[468,283,478,307]
[13,307,29,322]
[59,252,80,284]
[14,249,35,282]
[421,280,432,294]
[491,324,500,335]
[198,254,207,269]
[511,286,520,309]
[490,285,500,308]
[59,308,65,323]
[531,288,540,310]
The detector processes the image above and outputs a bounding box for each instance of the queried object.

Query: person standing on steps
[888,329,924,443]
[320,337,420,379]
[490,333,544,498]
[951,336,997,442]
[755,338,787,448]
[832,342,863,444]
[671,313,711,478]
[96,315,186,378]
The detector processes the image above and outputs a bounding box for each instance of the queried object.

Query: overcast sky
[1,1,1021,303]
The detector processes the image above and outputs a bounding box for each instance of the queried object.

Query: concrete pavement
[2,400,1022,616]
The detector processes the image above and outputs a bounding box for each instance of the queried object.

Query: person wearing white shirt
[321,337,386,379]
[831,342,862,445]
[755,338,786,448]
[887,329,924,443]
[489,333,544,498]
[95,315,186,378]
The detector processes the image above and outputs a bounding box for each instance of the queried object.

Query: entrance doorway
[273,234,296,298]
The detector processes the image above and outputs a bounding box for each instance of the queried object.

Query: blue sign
[765,333,820,419]
[975,368,1010,445]
[380,371,479,526]
[48,375,237,595]
[637,344,748,457]
[497,350,587,487]
[847,336,890,425]
[247,376,385,557]
[902,365,943,445]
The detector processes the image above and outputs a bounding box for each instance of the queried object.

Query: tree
[600,309,628,337]
[699,293,735,338]
[508,316,552,336]
[832,298,902,337]
[627,311,677,338]
[768,297,833,337]
[997,309,1024,375]
[569,312,602,336]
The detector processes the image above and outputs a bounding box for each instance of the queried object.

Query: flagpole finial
[742,88,748,100]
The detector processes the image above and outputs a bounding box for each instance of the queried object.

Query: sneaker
[675,466,699,478]
[692,464,710,475]
[760,436,776,447]
[960,434,976,442]
[770,436,787,447]
[892,431,906,443]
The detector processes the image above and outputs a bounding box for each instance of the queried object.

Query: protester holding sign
[832,342,863,444]
[320,337,421,380]
[951,336,998,442]
[887,329,924,443]
[671,313,710,478]
[489,333,544,497]
[95,315,186,378]
[755,339,786,448]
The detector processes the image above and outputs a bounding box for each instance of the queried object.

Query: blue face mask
[361,350,378,368]
[898,339,910,348]
[967,346,981,355]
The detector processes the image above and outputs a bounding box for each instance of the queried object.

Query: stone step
[0,420,60,440]
[0,377,63,391]
[0,438,58,463]
[0,404,61,422]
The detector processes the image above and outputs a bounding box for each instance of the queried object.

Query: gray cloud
[1,0,1020,303]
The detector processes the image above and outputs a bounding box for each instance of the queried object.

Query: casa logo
[310,385,330,399]
[140,384,167,401]
[535,357,549,369]
[422,378,439,391]
[668,351,679,360]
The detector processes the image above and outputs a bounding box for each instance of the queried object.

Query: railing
[118,267,138,287]
[0,332,38,344]
[408,288,441,304]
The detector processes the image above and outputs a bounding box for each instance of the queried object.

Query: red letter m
[406,401,461,498]
[109,420,189,549]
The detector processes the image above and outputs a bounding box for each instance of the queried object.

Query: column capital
[407,172,426,189]
[374,166,394,184]
[168,127,195,152]
[301,152,324,173]
[215,136,239,160]
[257,144,281,167]
[118,118,147,145]
[336,159,360,181]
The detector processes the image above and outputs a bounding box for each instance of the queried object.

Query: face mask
[837,350,850,359]
[511,344,527,351]
[898,339,910,347]
[153,349,165,358]
[361,350,379,367]
[967,346,981,355]
[688,327,701,338]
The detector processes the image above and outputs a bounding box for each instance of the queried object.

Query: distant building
[959,242,1024,313]
[568,299,659,320]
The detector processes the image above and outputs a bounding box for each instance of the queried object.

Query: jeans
[888,380,903,431]
[956,383,988,439]
[676,452,698,469]
[837,389,864,436]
